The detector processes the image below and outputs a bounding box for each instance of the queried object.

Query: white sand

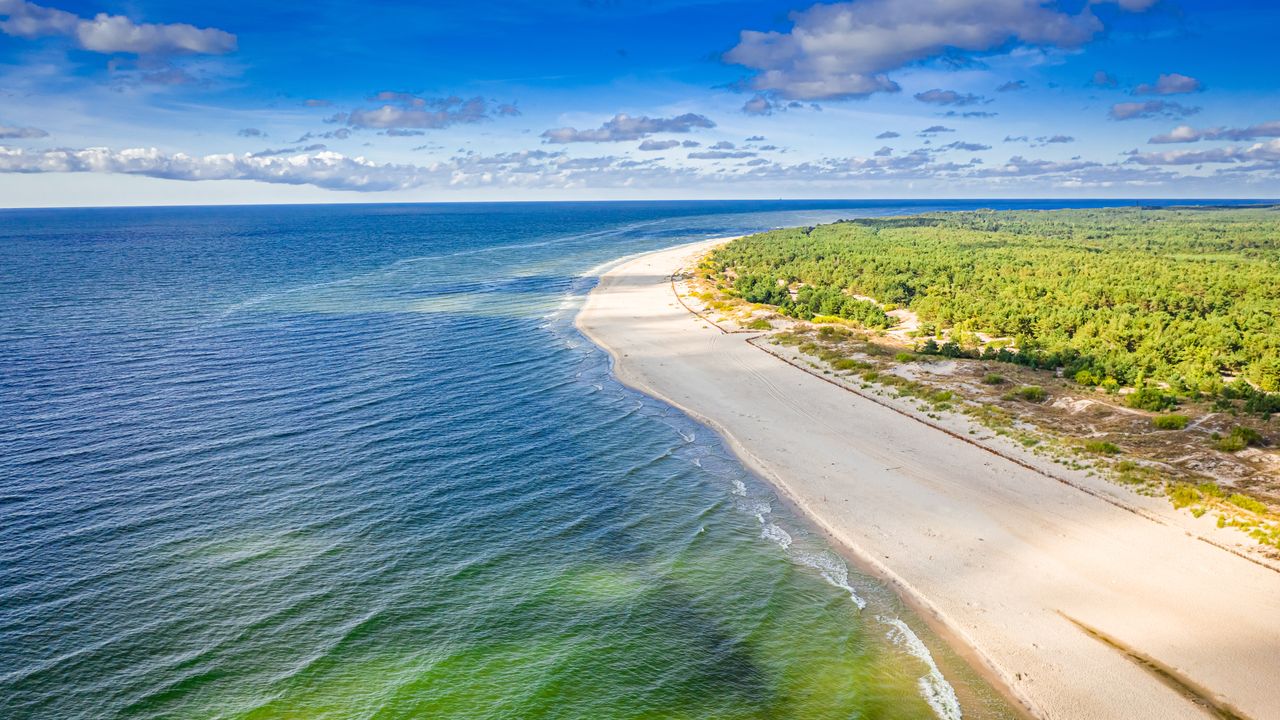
[577,240,1280,720]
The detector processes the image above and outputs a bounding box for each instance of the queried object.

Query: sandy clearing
[576,239,1280,720]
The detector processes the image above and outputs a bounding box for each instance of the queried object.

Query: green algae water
[0,201,1104,719]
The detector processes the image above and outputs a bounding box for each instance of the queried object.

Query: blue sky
[1,0,1278,205]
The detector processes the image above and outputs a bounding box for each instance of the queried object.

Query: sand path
[577,240,1280,720]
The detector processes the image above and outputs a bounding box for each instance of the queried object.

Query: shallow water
[1,199,1227,719]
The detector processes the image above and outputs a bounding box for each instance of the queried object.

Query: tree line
[710,207,1280,398]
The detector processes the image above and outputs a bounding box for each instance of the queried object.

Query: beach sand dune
[578,240,1280,720]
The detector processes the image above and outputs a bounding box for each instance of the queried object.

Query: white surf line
[881,616,964,720]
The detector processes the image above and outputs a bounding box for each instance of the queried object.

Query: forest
[709,206,1280,397]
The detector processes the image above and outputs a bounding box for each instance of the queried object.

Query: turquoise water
[3,199,1215,719]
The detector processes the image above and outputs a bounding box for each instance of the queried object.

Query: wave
[880,616,963,720]
[760,522,793,550]
[791,550,868,611]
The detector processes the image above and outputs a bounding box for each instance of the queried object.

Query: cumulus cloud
[336,95,509,130]
[874,146,893,156]
[0,145,436,191]
[940,141,992,152]
[638,139,680,151]
[914,89,986,106]
[1148,121,1280,144]
[0,124,48,139]
[745,135,766,142]
[742,94,775,115]
[0,0,236,55]
[971,154,1101,177]
[0,139,1239,193]
[304,99,332,108]
[541,113,715,143]
[997,80,1027,92]
[237,128,265,138]
[918,125,954,136]
[724,0,1154,100]
[1133,73,1203,96]
[876,131,900,139]
[1109,100,1199,121]
[1126,139,1280,166]
[1038,134,1074,144]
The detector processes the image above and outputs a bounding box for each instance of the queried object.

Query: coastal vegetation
[684,206,1280,556]
[708,207,1280,401]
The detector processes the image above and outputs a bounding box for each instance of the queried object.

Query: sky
[1,0,1279,206]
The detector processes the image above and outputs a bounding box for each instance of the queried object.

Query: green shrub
[1168,484,1201,509]
[1125,386,1177,412]
[832,358,869,371]
[1004,385,1047,402]
[1197,482,1224,498]
[982,373,1005,385]
[1215,426,1264,452]
[1074,369,1101,386]
[894,352,915,363]
[1151,414,1190,430]
[744,317,772,330]
[1227,493,1268,514]
[1084,440,1121,455]
[1215,434,1246,452]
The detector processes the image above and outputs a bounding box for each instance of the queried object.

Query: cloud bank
[724,0,1155,100]
[1149,121,1280,144]
[0,0,236,55]
[541,113,715,143]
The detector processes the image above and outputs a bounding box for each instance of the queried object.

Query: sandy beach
[577,239,1280,720]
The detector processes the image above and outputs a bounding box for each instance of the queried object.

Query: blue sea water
[0,199,1250,719]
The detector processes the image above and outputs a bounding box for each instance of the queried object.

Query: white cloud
[1109,100,1199,121]
[336,96,505,130]
[0,0,236,55]
[541,113,715,143]
[1127,139,1280,166]
[1133,73,1202,96]
[742,94,775,115]
[1149,121,1280,144]
[638,139,679,151]
[915,89,986,106]
[724,0,1154,100]
[0,146,437,191]
[2,136,1266,195]
[0,124,47,139]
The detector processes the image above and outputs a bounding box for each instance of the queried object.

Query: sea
[1,199,1250,719]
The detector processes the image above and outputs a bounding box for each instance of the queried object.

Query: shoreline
[576,239,1280,720]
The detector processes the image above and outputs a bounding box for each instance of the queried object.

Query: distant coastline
[578,236,1280,720]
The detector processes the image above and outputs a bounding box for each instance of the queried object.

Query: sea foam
[880,616,963,720]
